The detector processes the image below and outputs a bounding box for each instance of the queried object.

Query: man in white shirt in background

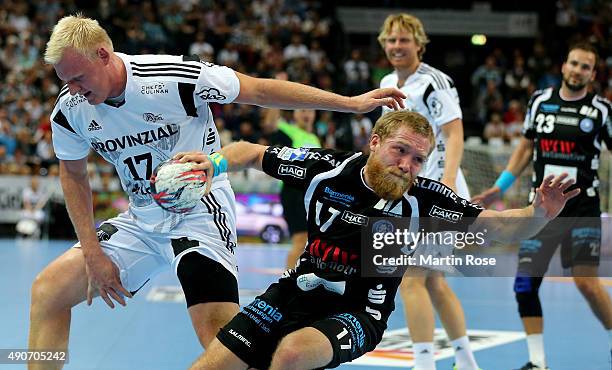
[378,13,478,370]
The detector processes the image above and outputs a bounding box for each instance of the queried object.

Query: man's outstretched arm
[469,173,580,243]
[174,141,268,176]
[234,72,406,113]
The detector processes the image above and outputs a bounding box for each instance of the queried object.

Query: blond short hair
[377,13,429,60]
[44,14,113,65]
[372,111,434,153]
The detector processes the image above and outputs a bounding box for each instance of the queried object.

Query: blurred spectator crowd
[0,0,610,185]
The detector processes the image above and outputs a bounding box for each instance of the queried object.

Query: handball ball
[150,159,208,213]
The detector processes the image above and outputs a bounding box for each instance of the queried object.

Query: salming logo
[228,329,251,348]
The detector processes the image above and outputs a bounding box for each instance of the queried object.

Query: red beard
[365,154,413,200]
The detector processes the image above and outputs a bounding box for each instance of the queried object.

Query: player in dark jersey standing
[176,110,579,370]
[473,43,612,370]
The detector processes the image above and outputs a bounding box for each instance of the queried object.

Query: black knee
[177,252,238,307]
[514,276,543,317]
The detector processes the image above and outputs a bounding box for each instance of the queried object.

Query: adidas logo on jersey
[88,120,102,131]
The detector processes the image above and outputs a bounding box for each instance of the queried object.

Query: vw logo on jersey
[579,118,594,133]
[372,220,394,234]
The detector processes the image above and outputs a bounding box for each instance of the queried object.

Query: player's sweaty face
[562,49,596,92]
[54,48,109,105]
[383,26,421,70]
[366,127,430,200]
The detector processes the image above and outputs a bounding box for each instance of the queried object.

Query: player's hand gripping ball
[150,159,208,213]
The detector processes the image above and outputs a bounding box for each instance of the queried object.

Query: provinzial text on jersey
[90,124,178,153]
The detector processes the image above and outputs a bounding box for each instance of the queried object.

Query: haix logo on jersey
[140,82,168,95]
[278,164,306,179]
[196,86,226,101]
[580,105,598,119]
[429,205,463,223]
[90,124,179,153]
[65,94,87,110]
[560,106,577,113]
[341,210,368,226]
[87,120,102,131]
[278,147,309,161]
[143,113,163,123]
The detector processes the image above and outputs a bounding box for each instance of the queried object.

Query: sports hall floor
[2,239,611,370]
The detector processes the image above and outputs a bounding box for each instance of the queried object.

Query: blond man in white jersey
[28,14,406,370]
[378,13,479,370]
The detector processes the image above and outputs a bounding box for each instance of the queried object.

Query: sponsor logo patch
[278,147,309,161]
[429,205,462,223]
[65,94,87,110]
[87,120,102,131]
[428,97,443,117]
[341,210,369,226]
[323,186,355,205]
[196,86,226,101]
[140,82,169,95]
[540,103,560,113]
[580,118,594,133]
[278,164,306,179]
[580,105,598,119]
[143,113,163,123]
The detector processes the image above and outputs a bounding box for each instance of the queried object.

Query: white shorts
[78,186,238,294]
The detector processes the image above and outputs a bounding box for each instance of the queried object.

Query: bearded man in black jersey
[175,110,579,370]
[474,42,612,370]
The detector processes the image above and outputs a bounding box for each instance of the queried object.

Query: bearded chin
[564,78,586,91]
[366,157,412,200]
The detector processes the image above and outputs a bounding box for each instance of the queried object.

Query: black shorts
[517,212,601,277]
[280,185,308,235]
[216,276,390,369]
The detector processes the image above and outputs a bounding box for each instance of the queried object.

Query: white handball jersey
[380,63,466,194]
[50,53,240,232]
